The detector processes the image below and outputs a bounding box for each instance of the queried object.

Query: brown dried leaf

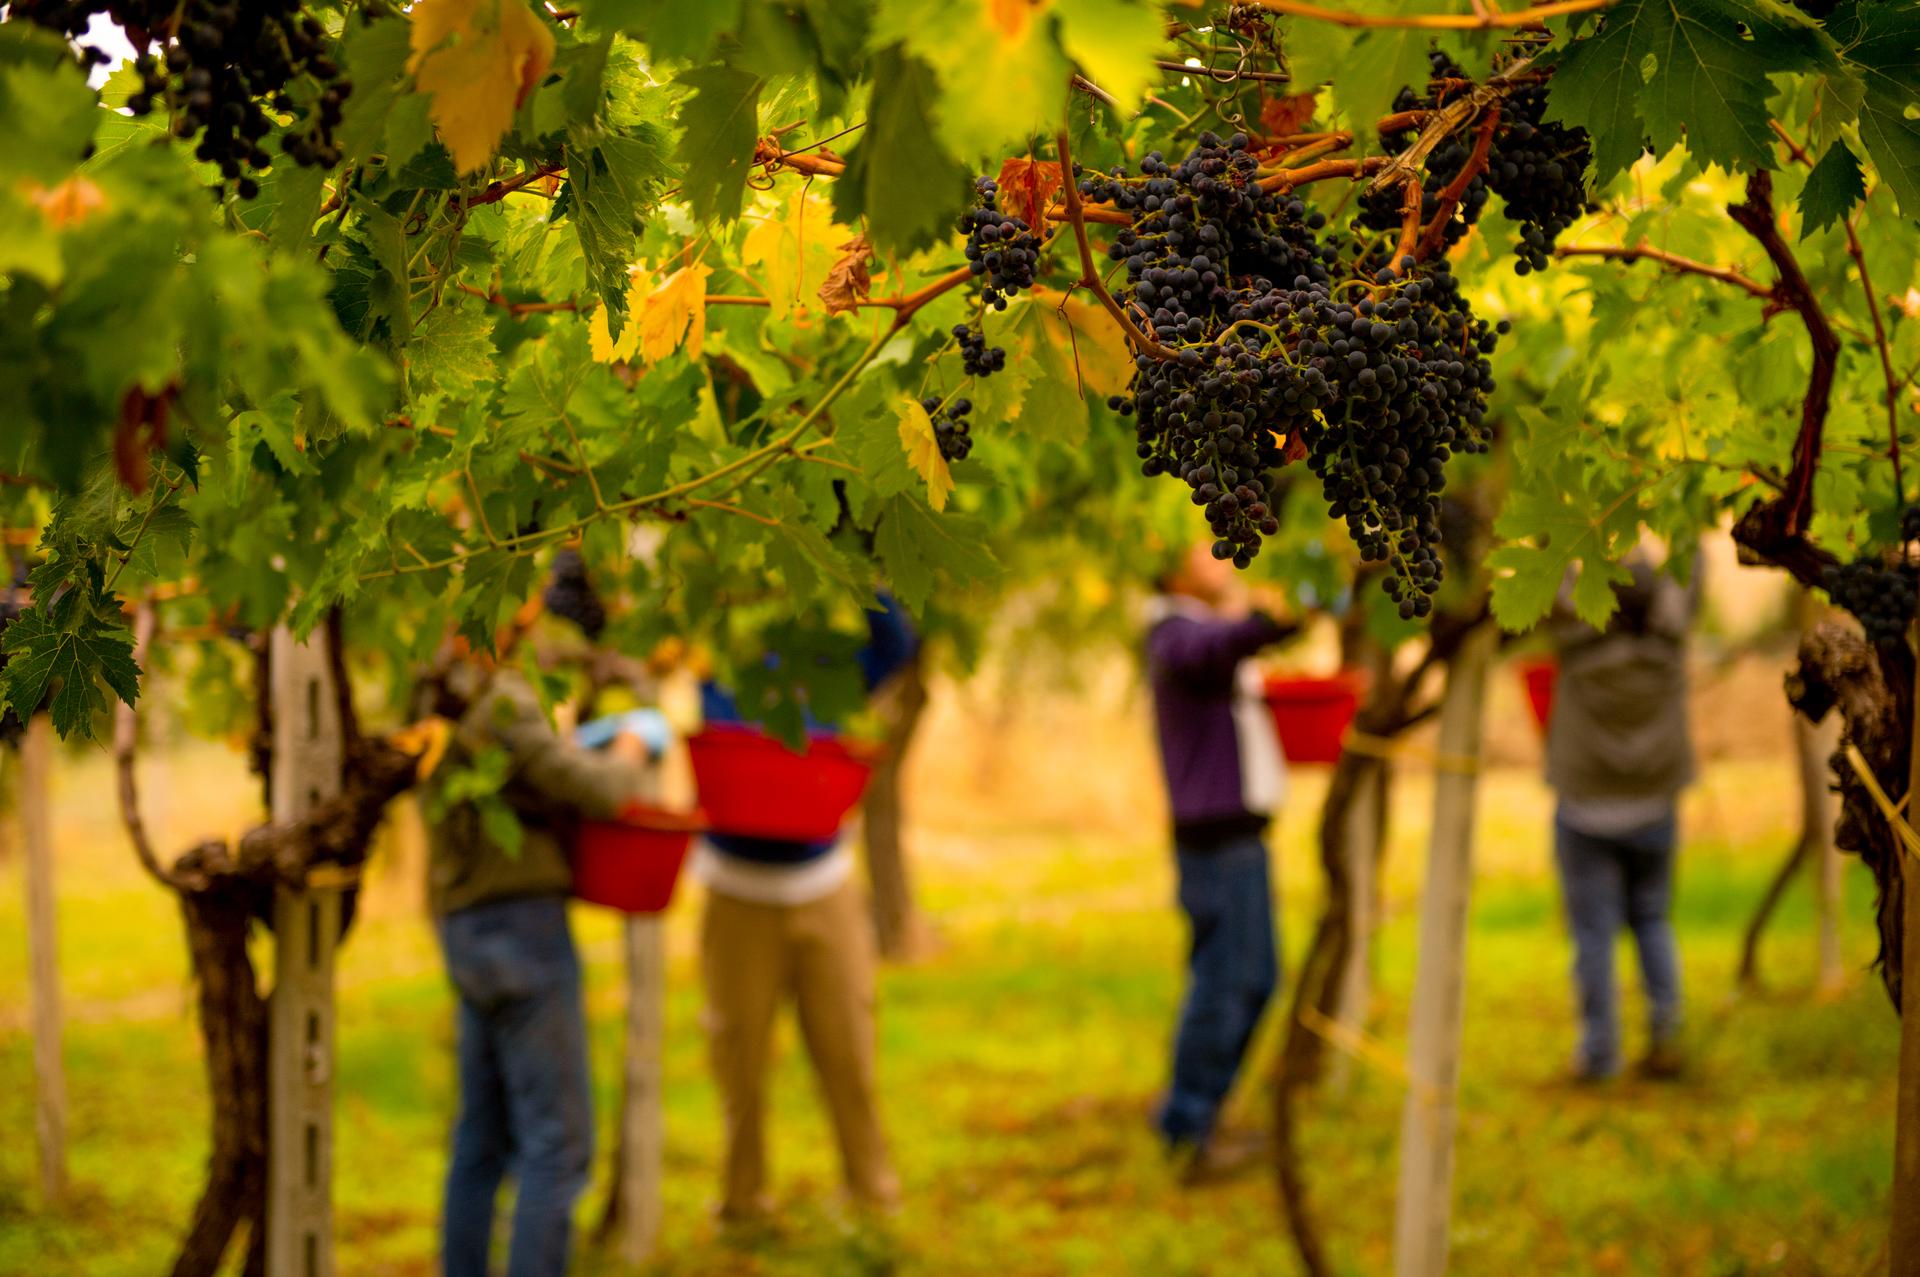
[817,234,875,317]
[1259,91,1319,138]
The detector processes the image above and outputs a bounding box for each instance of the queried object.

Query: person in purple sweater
[1146,542,1298,1180]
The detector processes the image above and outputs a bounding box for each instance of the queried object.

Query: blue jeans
[438,896,593,1277]
[1158,833,1279,1145]
[1553,812,1682,1077]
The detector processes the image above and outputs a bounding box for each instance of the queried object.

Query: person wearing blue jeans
[1545,553,1696,1081]
[1146,543,1296,1180]
[427,658,651,1277]
[1553,813,1683,1079]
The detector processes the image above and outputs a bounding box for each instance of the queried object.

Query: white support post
[1391,624,1496,1277]
[619,766,669,1267]
[1800,711,1844,993]
[266,627,345,1277]
[1328,762,1382,1094]
[21,715,67,1205]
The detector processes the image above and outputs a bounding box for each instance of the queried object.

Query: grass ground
[0,666,1901,1276]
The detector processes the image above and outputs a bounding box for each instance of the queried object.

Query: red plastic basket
[1262,672,1364,765]
[687,724,878,842]
[573,804,706,914]
[1516,655,1559,734]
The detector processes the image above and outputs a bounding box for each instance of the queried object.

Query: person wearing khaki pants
[698,872,898,1218]
[692,595,914,1222]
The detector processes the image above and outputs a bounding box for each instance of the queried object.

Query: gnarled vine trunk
[171,868,271,1277]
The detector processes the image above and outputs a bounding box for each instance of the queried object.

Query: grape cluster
[1359,51,1593,274]
[921,395,974,463]
[1824,557,1916,647]
[954,324,1007,378]
[960,178,1041,310]
[15,0,352,198]
[1080,131,1501,615]
[543,549,607,639]
[1361,59,1489,255]
[1488,77,1594,274]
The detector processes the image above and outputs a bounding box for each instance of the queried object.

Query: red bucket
[1516,655,1559,734]
[687,724,878,842]
[573,804,706,913]
[1263,672,1364,765]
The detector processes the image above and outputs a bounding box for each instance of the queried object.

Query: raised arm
[1149,612,1291,686]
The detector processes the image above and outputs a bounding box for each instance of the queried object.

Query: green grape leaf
[0,61,96,184]
[1,599,142,740]
[870,0,1067,162]
[410,300,498,399]
[1051,0,1166,113]
[674,64,763,225]
[576,0,743,60]
[1827,2,1920,216]
[337,16,415,166]
[1549,0,1835,183]
[872,494,997,612]
[1797,139,1866,238]
[831,50,972,256]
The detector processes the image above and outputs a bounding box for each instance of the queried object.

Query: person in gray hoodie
[1545,554,1698,1081]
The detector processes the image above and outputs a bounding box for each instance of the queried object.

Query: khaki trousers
[699,878,899,1218]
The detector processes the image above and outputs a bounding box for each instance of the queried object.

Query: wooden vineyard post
[266,627,345,1277]
[1391,623,1495,1277]
[21,714,68,1205]
[617,763,671,1266]
[1328,761,1382,1094]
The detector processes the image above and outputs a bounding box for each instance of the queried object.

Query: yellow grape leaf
[636,263,711,363]
[588,268,646,363]
[742,188,852,319]
[589,263,711,364]
[897,398,954,512]
[26,174,107,227]
[408,0,556,175]
[1038,291,1135,397]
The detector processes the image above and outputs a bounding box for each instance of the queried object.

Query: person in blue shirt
[692,596,915,1224]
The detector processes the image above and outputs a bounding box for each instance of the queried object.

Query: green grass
[0,742,1900,1276]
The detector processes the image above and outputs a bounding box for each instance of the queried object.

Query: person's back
[1546,557,1695,817]
[1544,554,1696,1082]
[428,661,649,1277]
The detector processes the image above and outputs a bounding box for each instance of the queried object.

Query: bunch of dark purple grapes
[959,178,1041,310]
[1080,131,1500,617]
[1359,50,1593,274]
[14,0,352,198]
[922,395,974,463]
[954,324,1006,378]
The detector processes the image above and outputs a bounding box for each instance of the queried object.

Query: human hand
[608,731,649,764]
